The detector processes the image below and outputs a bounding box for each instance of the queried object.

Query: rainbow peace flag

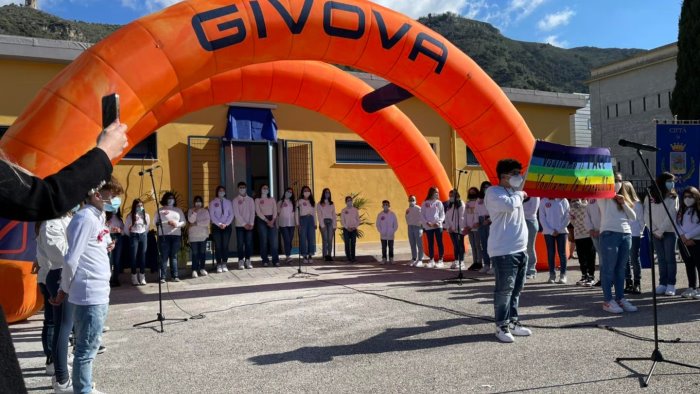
[523,140,616,199]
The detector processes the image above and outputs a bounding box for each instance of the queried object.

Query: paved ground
[12,245,700,393]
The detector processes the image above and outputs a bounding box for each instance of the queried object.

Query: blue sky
[3,0,682,49]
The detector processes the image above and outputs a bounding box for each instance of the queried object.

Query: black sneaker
[632,281,642,294]
[575,277,587,286]
[97,345,106,354]
[468,263,483,271]
[593,279,602,287]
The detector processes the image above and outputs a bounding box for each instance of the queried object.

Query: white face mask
[614,182,622,193]
[509,175,524,188]
[449,197,455,203]
[261,188,269,196]
[346,201,353,208]
[218,191,225,198]
[195,202,203,208]
[431,193,438,200]
[167,199,175,207]
[303,191,311,198]
[238,188,246,196]
[409,200,416,206]
[285,191,292,199]
[685,197,695,208]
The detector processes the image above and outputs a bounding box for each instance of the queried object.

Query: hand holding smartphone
[101,93,120,129]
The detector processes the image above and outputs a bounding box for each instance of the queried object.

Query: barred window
[124,134,158,160]
[335,141,384,164]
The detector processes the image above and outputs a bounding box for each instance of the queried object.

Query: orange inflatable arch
[0,0,537,322]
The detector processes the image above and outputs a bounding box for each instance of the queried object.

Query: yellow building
[0,35,586,248]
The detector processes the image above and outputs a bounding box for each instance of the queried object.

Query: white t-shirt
[598,199,635,234]
[484,186,527,258]
[539,198,570,235]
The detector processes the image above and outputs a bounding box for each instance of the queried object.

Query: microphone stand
[444,169,478,285]
[133,168,187,333]
[615,148,700,386]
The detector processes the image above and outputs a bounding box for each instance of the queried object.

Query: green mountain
[0,5,646,93]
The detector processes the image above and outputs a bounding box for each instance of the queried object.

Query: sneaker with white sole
[479,266,489,273]
[435,260,445,268]
[617,298,638,312]
[131,274,139,286]
[603,300,624,314]
[655,284,667,295]
[191,271,198,279]
[450,262,457,269]
[409,260,418,267]
[548,274,556,284]
[486,267,494,275]
[199,269,208,277]
[245,259,253,269]
[665,285,676,296]
[52,376,73,393]
[576,277,587,286]
[557,275,567,284]
[526,273,536,280]
[216,264,223,273]
[238,261,245,270]
[222,264,229,272]
[694,292,700,300]
[389,258,394,264]
[138,273,147,285]
[681,288,697,298]
[415,261,424,268]
[510,321,532,336]
[495,326,514,343]
[427,260,436,269]
[459,263,467,270]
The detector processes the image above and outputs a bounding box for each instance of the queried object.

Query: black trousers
[381,240,394,259]
[681,242,700,288]
[575,237,596,277]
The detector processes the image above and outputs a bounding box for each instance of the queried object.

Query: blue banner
[0,218,36,263]
[225,106,277,142]
[656,124,700,190]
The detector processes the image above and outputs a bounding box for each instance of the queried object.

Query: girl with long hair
[124,198,150,285]
[445,189,466,269]
[188,195,210,277]
[297,186,317,263]
[317,187,337,262]
[677,186,700,299]
[645,172,679,296]
[156,192,186,282]
[419,186,445,268]
[278,187,297,264]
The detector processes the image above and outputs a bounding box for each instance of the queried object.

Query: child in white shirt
[405,195,423,266]
[376,200,398,264]
[341,196,360,263]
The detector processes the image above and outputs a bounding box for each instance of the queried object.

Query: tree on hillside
[671,0,700,120]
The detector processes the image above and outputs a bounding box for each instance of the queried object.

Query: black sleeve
[0,148,112,221]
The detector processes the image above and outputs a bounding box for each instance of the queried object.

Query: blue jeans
[408,225,423,261]
[129,232,147,274]
[449,232,465,261]
[210,225,232,264]
[626,236,642,282]
[343,229,357,260]
[653,232,678,286]
[467,231,481,266]
[425,228,444,260]
[299,215,316,257]
[544,233,568,276]
[72,304,108,394]
[320,219,334,257]
[158,235,181,279]
[109,234,123,281]
[492,251,528,327]
[591,235,601,273]
[257,218,279,264]
[46,268,73,384]
[280,226,295,258]
[525,219,538,275]
[38,283,54,361]
[600,231,631,302]
[190,241,206,271]
[478,224,491,266]
[235,226,254,260]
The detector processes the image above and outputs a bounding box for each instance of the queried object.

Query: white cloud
[537,9,574,31]
[120,0,181,12]
[0,0,23,5]
[507,0,547,22]
[544,34,568,48]
[373,0,489,19]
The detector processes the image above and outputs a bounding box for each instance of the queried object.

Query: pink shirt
[340,207,360,229]
[232,195,255,227]
[296,199,317,226]
[277,199,296,227]
[209,197,233,227]
[317,202,337,229]
[376,210,399,240]
[255,197,278,221]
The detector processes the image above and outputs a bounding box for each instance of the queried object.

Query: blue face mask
[103,196,122,213]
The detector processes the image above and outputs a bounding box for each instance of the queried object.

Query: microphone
[457,169,469,174]
[618,139,659,152]
[138,164,161,176]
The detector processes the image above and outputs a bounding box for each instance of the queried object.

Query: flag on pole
[523,140,616,199]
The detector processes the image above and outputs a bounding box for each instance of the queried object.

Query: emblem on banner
[670,142,687,175]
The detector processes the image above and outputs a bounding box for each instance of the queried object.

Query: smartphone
[101,93,120,129]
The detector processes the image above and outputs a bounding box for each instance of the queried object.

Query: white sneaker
[548,274,556,284]
[199,269,208,277]
[389,257,394,264]
[52,376,73,393]
[479,266,489,273]
[427,260,436,269]
[435,260,445,268]
[245,259,253,269]
[681,288,697,298]
[238,261,245,270]
[450,261,457,269]
[510,322,532,336]
[191,271,198,278]
[45,362,54,376]
[380,258,387,265]
[216,264,223,273]
[222,264,229,272]
[603,300,624,314]
[655,284,667,295]
[138,273,146,285]
[131,274,138,286]
[665,285,676,296]
[486,267,494,275]
[415,261,424,268]
[495,326,514,343]
[409,260,418,267]
[557,275,567,284]
[459,263,467,270]
[618,298,638,312]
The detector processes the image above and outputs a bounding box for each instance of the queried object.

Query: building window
[587,119,591,130]
[668,91,672,106]
[631,160,635,175]
[629,100,632,115]
[658,93,662,108]
[643,97,647,112]
[0,126,8,139]
[615,103,619,117]
[466,147,480,166]
[124,134,158,160]
[335,141,384,164]
[606,106,610,119]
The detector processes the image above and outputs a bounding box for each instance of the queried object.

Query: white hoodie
[644,195,679,238]
[539,198,570,235]
[376,210,398,240]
